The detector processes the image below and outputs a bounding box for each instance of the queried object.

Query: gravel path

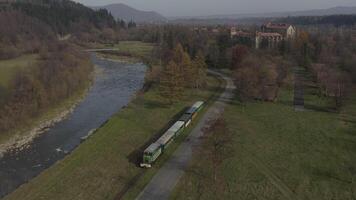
[136,70,235,200]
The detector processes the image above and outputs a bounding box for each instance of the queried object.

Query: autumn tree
[231,44,249,69]
[234,55,281,102]
[159,61,184,103]
[192,51,208,88]
[171,43,197,88]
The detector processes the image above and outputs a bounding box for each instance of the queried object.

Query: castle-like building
[256,23,296,49]
[231,22,296,49]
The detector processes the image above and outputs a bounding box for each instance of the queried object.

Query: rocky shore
[0,99,81,158]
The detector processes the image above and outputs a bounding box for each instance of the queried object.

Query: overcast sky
[73,0,356,17]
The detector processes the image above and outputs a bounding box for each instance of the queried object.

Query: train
[140,101,204,168]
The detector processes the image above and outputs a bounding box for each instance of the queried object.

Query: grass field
[4,75,222,200]
[0,54,38,87]
[171,86,356,199]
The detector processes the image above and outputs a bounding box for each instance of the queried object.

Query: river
[0,54,147,198]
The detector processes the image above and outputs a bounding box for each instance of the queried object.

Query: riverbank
[0,67,95,158]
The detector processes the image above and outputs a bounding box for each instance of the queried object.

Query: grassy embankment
[0,54,90,147]
[172,78,356,199]
[96,41,155,63]
[4,42,223,200]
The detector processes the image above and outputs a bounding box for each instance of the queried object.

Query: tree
[181,52,194,87]
[171,43,196,88]
[231,45,249,69]
[159,61,184,103]
[234,55,281,102]
[128,20,136,29]
[192,51,207,88]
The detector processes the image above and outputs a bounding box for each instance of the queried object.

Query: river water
[0,55,147,198]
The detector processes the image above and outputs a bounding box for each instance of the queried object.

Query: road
[136,70,236,200]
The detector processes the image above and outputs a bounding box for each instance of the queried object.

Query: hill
[1,0,116,34]
[93,3,167,24]
[172,6,356,21]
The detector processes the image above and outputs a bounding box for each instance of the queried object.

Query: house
[261,22,296,40]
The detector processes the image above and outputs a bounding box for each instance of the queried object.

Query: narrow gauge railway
[140,101,204,168]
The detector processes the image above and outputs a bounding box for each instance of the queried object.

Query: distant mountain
[94,3,167,23]
[174,6,356,20]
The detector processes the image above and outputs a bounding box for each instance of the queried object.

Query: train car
[157,130,176,150]
[185,107,198,120]
[179,114,192,127]
[168,121,185,136]
[140,142,162,168]
[192,101,204,112]
[185,101,204,120]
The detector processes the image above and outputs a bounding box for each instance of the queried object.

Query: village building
[230,27,237,37]
[231,22,296,49]
[261,22,296,39]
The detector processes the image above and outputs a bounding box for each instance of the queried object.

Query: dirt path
[135,70,235,200]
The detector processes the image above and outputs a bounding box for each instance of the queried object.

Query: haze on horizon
[73,0,356,17]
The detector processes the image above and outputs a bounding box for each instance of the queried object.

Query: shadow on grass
[304,104,337,113]
[310,166,352,184]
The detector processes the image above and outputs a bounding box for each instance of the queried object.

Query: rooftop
[264,22,292,30]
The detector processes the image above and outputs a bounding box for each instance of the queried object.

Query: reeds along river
[0,54,147,198]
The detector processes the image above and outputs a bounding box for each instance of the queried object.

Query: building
[261,22,296,40]
[230,27,237,37]
[255,32,283,49]
[254,22,296,49]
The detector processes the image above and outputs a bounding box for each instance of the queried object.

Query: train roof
[144,142,161,153]
[186,107,197,114]
[157,131,175,145]
[167,121,185,133]
[192,101,204,109]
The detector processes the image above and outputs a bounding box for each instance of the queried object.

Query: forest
[277,14,356,26]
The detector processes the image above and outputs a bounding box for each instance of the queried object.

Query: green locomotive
[140,101,204,168]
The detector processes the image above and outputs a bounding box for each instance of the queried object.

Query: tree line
[277,15,356,27]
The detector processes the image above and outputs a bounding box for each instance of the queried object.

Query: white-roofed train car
[157,130,176,150]
[167,121,185,136]
[192,101,204,112]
